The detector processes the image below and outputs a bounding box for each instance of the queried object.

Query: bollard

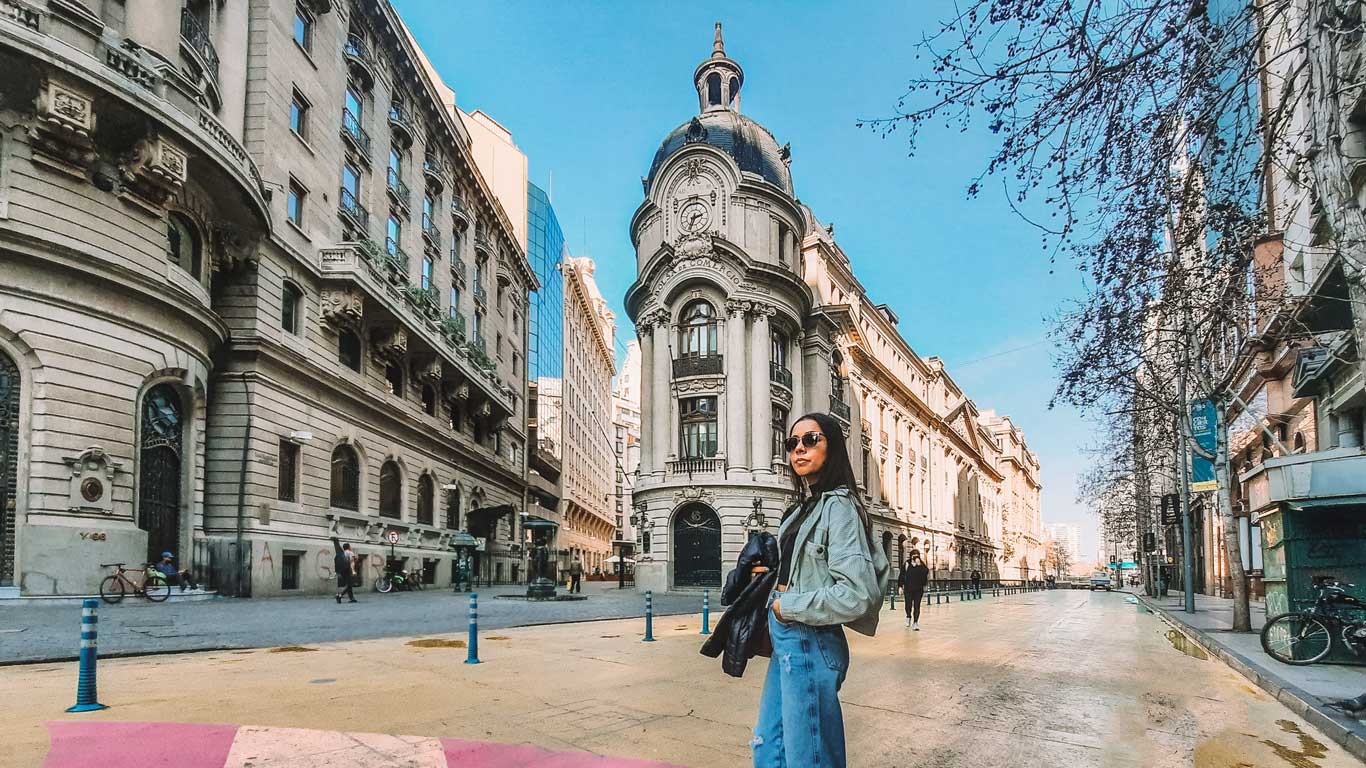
[700,589,711,635]
[889,587,896,611]
[465,593,480,665]
[644,590,655,642]
[66,599,106,712]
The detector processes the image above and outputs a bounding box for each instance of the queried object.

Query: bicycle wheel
[142,576,170,602]
[1261,612,1333,665]
[99,575,126,604]
[375,576,393,594]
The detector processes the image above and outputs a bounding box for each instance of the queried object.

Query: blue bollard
[67,599,106,712]
[465,593,480,665]
[644,590,655,642]
[700,589,711,635]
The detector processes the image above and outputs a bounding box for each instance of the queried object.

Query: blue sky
[395,0,1100,562]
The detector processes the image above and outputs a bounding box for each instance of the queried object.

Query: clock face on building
[679,201,710,233]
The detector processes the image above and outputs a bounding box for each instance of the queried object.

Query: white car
[1089,574,1112,591]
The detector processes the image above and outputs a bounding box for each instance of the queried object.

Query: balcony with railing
[829,395,851,422]
[450,195,470,230]
[385,167,410,212]
[423,157,447,191]
[421,212,441,251]
[388,103,415,149]
[895,440,904,455]
[668,456,723,475]
[179,8,220,100]
[673,354,724,377]
[473,229,495,258]
[338,187,369,235]
[383,237,410,281]
[341,109,371,163]
[450,254,467,286]
[473,284,488,308]
[343,33,375,88]
[861,419,873,435]
[770,361,793,390]
[318,242,514,415]
[880,430,889,445]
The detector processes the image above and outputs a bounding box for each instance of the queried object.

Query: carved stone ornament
[31,78,97,169]
[120,134,190,206]
[371,327,408,363]
[770,384,793,409]
[476,401,492,419]
[61,446,123,514]
[674,231,712,262]
[683,116,708,144]
[724,298,751,318]
[676,378,723,394]
[444,380,471,402]
[212,223,261,272]
[414,357,442,385]
[672,486,715,507]
[321,287,364,328]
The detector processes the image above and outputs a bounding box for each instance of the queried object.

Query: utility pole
[1177,366,1196,614]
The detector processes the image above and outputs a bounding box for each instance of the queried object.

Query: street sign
[1160,493,1180,526]
[386,530,400,544]
[1190,400,1219,492]
[1143,532,1156,553]
[1109,554,1117,564]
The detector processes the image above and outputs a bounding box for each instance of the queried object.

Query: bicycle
[1261,576,1366,665]
[98,562,171,604]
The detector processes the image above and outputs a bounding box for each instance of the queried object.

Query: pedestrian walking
[752,412,890,768]
[970,569,982,595]
[902,551,929,630]
[569,556,583,594]
[332,537,357,604]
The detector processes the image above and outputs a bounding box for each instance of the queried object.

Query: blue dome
[648,111,792,196]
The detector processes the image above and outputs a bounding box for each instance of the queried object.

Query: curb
[1136,594,1366,762]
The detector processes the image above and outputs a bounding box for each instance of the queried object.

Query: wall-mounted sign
[78,532,107,541]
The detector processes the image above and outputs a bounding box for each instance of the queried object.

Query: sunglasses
[784,431,825,453]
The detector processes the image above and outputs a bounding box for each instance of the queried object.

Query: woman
[902,550,929,630]
[753,412,890,767]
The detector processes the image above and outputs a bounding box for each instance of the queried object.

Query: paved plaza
[4,589,1358,767]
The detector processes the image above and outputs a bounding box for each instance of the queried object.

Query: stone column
[639,325,655,476]
[725,304,748,471]
[750,307,772,474]
[652,315,672,472]
[789,331,804,418]
[869,397,883,507]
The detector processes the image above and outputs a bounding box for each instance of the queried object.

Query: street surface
[4,589,1357,767]
[0,582,700,664]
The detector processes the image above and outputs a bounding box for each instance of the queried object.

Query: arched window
[330,444,360,511]
[384,362,404,396]
[338,329,362,371]
[167,212,202,279]
[281,282,303,334]
[771,405,788,463]
[445,487,461,530]
[378,460,402,519]
[831,351,845,398]
[416,473,434,525]
[421,384,437,416]
[1293,431,1306,453]
[680,301,718,358]
[728,77,740,108]
[706,72,722,106]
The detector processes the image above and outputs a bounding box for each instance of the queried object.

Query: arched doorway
[0,349,18,586]
[138,384,184,563]
[672,503,720,588]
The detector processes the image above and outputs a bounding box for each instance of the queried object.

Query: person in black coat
[701,530,781,677]
[332,537,357,604]
[902,551,929,630]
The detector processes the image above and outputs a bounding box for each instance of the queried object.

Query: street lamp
[744,497,768,531]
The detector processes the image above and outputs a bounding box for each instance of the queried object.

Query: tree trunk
[1213,400,1252,631]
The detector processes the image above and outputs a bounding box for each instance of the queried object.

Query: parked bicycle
[98,562,170,604]
[1261,576,1366,665]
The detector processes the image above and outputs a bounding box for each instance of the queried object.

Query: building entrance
[672,503,720,588]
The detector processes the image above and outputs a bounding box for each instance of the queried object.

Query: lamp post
[744,497,768,531]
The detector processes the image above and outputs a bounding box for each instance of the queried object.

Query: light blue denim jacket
[777,487,890,636]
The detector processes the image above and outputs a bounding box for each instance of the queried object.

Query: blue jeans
[752,593,849,767]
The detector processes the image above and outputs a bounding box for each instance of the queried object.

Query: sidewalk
[1136,590,1366,761]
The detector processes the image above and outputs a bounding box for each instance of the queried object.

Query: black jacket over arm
[701,531,780,678]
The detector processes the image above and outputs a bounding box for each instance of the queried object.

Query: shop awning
[465,504,516,536]
[448,532,479,548]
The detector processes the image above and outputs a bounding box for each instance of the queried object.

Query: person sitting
[154,552,199,592]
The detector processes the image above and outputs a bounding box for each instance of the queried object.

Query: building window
[290,90,310,140]
[474,311,483,342]
[330,444,360,511]
[771,406,788,462]
[281,281,303,334]
[281,551,301,590]
[386,215,401,256]
[341,162,360,198]
[421,255,433,291]
[292,6,313,52]
[388,147,403,185]
[421,383,437,416]
[445,488,461,530]
[450,402,463,432]
[167,212,202,279]
[449,287,460,317]
[384,361,404,396]
[512,351,519,377]
[416,473,434,525]
[378,460,402,519]
[496,332,503,357]
[287,178,307,227]
[338,329,362,371]
[277,438,299,502]
[862,446,870,489]
[771,331,788,368]
[680,396,718,458]
[345,85,364,125]
[680,301,717,357]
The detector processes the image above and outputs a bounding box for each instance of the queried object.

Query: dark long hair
[787,412,873,545]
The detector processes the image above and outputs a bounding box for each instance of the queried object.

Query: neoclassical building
[0,0,534,596]
[628,25,1046,591]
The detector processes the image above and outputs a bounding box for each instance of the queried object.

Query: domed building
[626,25,839,592]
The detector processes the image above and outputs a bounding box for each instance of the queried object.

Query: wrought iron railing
[770,362,793,389]
[388,103,415,143]
[341,108,371,159]
[386,167,410,208]
[829,396,851,421]
[474,285,488,306]
[180,8,220,84]
[338,187,369,233]
[422,212,440,248]
[673,355,724,377]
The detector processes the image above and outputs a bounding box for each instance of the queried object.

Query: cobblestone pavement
[0,581,703,663]
[3,589,1360,767]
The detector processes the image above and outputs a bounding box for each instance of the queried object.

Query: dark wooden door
[0,351,18,587]
[673,504,721,588]
[138,384,183,564]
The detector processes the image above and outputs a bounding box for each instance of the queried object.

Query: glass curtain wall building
[527,182,565,460]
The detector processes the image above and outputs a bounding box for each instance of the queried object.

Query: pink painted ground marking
[440,739,685,768]
[43,721,239,768]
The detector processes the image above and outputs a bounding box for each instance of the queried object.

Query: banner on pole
[1189,399,1219,492]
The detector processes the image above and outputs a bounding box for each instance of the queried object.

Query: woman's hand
[772,598,786,623]
[750,565,770,574]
